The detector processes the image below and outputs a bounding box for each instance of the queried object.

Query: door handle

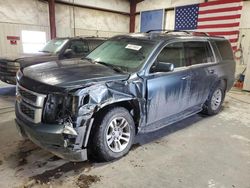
[208,69,215,74]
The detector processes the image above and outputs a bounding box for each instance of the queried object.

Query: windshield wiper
[39,50,51,53]
[95,61,125,73]
[81,57,94,62]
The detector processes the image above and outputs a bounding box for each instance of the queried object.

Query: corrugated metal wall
[55,3,130,38]
[239,2,250,90]
[0,23,50,57]
[0,0,50,57]
[0,0,130,57]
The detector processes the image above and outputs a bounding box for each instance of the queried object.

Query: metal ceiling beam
[130,0,144,32]
[55,0,130,16]
[48,0,56,39]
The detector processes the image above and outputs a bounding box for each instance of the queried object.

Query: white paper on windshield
[125,44,142,51]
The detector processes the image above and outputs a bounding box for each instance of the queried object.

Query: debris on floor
[76,174,101,188]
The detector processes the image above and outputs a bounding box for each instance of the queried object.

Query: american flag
[175,0,243,51]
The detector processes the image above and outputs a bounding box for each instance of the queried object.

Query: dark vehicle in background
[15,31,235,162]
[0,37,106,84]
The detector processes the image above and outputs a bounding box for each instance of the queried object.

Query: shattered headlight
[71,94,90,114]
[71,95,79,114]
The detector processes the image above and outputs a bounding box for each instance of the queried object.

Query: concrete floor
[0,86,249,188]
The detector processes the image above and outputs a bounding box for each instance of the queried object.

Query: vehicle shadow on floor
[134,113,209,146]
[0,112,212,186]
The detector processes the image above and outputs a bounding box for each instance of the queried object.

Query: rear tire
[90,107,135,162]
[202,82,225,115]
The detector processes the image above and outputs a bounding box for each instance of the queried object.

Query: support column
[129,0,136,33]
[48,0,56,39]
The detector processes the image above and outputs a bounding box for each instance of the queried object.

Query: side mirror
[64,49,73,58]
[152,62,174,73]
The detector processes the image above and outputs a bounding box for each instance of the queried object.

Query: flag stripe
[198,22,240,29]
[196,27,240,33]
[207,31,239,36]
[199,2,241,11]
[198,14,241,22]
[230,42,237,46]
[232,46,237,51]
[198,6,242,15]
[198,11,242,18]
[198,19,240,26]
[229,38,238,43]
[197,28,240,34]
[199,0,241,7]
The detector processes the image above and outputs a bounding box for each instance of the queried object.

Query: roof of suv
[54,36,107,40]
[112,30,227,42]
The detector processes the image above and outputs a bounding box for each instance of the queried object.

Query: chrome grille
[20,102,35,119]
[17,84,46,107]
[18,86,37,103]
[16,84,46,124]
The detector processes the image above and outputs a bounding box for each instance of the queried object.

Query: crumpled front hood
[22,59,129,89]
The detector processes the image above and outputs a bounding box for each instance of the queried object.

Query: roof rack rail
[146,29,209,36]
[146,29,190,34]
[146,29,171,33]
[191,31,210,36]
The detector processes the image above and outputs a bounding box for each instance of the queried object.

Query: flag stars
[175,4,199,30]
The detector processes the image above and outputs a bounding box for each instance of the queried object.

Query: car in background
[0,36,106,84]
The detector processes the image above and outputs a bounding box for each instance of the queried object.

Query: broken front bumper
[15,109,90,162]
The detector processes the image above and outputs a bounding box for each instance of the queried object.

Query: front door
[145,42,191,127]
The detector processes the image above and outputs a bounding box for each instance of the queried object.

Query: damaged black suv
[15,31,235,162]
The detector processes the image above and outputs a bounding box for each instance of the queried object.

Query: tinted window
[41,39,68,54]
[184,41,215,66]
[69,40,89,55]
[88,39,105,51]
[156,42,185,68]
[214,40,234,60]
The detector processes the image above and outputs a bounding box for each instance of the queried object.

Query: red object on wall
[7,36,20,45]
[7,36,20,40]
[10,40,17,45]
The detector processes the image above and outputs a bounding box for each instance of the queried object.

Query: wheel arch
[211,77,227,92]
[93,99,141,133]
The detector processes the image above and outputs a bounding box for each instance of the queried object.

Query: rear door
[184,40,217,107]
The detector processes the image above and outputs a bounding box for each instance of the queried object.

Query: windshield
[40,39,69,54]
[86,38,156,72]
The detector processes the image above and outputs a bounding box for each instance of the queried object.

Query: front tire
[202,83,225,115]
[90,107,135,162]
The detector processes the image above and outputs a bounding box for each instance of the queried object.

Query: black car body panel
[0,37,106,84]
[22,59,129,88]
[15,32,236,161]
